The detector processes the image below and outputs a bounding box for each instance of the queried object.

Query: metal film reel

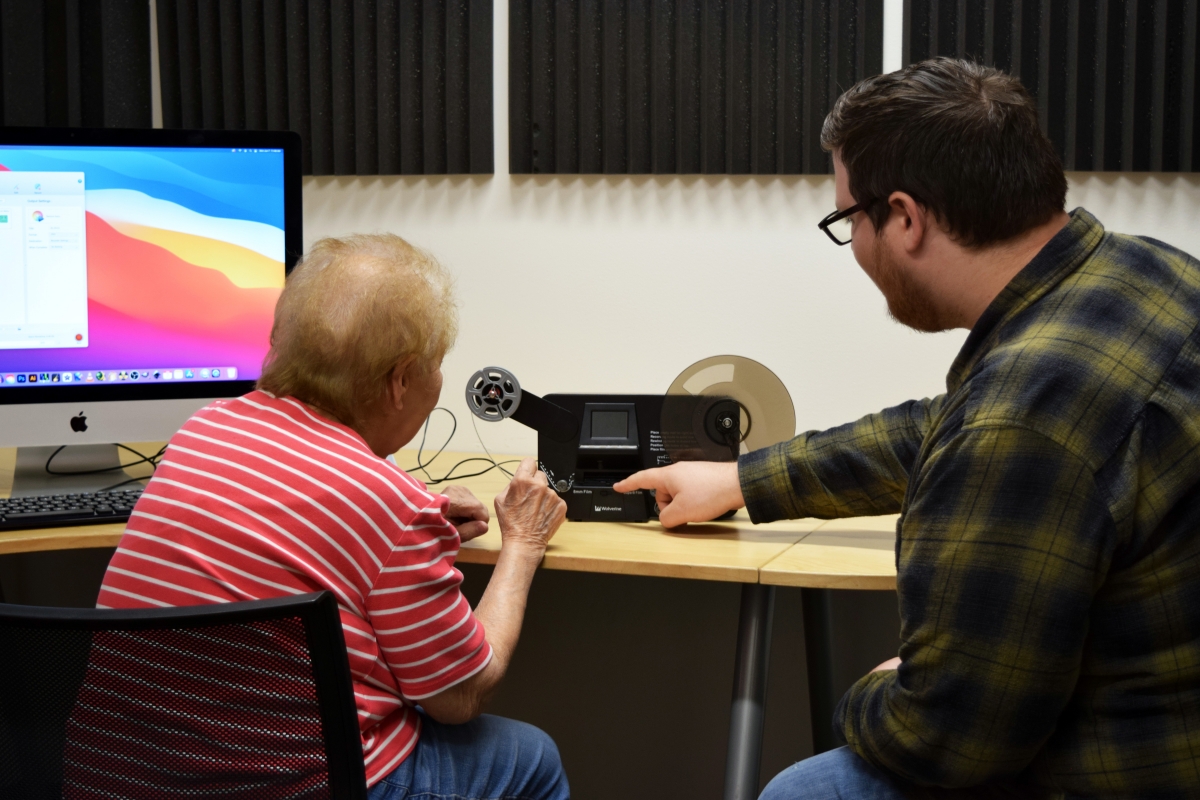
[465,367,522,422]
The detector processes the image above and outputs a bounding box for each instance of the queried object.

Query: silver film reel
[465,367,523,422]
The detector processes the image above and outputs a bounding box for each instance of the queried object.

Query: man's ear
[885,191,929,255]
[386,355,419,412]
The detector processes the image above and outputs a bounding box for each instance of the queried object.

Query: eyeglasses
[817,201,871,246]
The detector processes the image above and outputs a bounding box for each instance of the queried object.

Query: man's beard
[866,236,952,333]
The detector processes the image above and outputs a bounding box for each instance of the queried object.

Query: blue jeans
[760,748,1023,800]
[759,747,911,800]
[367,713,569,800]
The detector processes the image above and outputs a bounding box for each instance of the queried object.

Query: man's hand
[871,657,902,673]
[613,461,745,528]
[493,458,566,553]
[442,485,489,542]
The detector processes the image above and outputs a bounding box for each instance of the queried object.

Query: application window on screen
[0,171,89,350]
[0,144,286,387]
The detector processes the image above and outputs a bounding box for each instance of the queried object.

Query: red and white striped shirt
[97,390,492,786]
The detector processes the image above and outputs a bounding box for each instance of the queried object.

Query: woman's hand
[442,484,490,542]
[493,458,567,554]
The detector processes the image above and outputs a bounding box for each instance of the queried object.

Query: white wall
[302,0,1200,459]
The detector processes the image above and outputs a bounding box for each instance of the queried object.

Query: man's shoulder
[962,234,1200,469]
[1108,228,1200,269]
[1079,228,1200,324]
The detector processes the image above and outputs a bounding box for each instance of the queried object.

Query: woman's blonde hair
[258,233,457,426]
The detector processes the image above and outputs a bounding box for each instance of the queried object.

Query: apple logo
[70,412,88,433]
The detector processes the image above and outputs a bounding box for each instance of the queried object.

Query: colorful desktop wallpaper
[0,145,285,383]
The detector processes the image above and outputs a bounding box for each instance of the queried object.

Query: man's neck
[933,211,1072,329]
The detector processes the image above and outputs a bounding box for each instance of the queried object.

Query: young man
[617,58,1200,797]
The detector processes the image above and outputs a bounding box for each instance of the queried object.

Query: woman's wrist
[498,536,547,563]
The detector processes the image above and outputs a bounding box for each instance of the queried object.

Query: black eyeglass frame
[817,201,872,246]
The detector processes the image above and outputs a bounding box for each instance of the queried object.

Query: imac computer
[0,127,301,498]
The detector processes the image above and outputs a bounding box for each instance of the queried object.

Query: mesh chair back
[0,592,366,800]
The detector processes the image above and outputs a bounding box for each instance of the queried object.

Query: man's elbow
[844,680,1050,789]
[857,734,1037,790]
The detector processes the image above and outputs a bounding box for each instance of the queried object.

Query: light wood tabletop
[460,514,822,584]
[1,447,824,582]
[759,514,899,590]
[400,451,824,583]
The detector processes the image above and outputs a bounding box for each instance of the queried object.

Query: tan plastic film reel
[660,355,796,463]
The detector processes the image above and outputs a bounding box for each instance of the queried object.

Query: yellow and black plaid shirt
[739,209,1200,797]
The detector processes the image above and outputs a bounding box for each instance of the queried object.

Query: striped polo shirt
[96,390,493,786]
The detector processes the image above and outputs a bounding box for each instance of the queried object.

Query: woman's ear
[387,356,419,411]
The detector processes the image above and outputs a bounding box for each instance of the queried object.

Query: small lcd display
[591,410,628,438]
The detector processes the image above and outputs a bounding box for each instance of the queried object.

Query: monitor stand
[10,444,146,497]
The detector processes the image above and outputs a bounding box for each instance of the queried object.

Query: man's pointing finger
[613,469,663,494]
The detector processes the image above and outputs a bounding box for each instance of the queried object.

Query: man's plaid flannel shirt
[739,209,1200,797]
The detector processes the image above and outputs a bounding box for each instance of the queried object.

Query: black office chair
[0,591,367,800]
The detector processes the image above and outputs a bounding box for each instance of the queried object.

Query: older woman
[96,234,569,800]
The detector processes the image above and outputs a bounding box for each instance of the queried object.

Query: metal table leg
[722,583,776,800]
[801,588,836,754]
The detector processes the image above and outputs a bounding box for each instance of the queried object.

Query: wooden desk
[1,447,824,575]
[0,447,821,800]
[391,451,823,583]
[0,444,905,794]
[760,515,899,591]
[3,448,908,797]
[404,454,823,800]
[759,515,899,755]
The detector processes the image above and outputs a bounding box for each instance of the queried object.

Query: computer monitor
[0,127,301,493]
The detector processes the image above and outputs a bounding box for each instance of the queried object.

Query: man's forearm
[739,396,944,523]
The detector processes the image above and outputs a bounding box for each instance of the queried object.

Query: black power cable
[44,443,168,493]
[403,407,520,486]
[44,443,165,476]
[39,407,516,495]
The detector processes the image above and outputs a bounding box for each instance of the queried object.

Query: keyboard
[0,488,144,531]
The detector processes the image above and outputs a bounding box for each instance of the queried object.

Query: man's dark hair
[822,57,1067,248]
